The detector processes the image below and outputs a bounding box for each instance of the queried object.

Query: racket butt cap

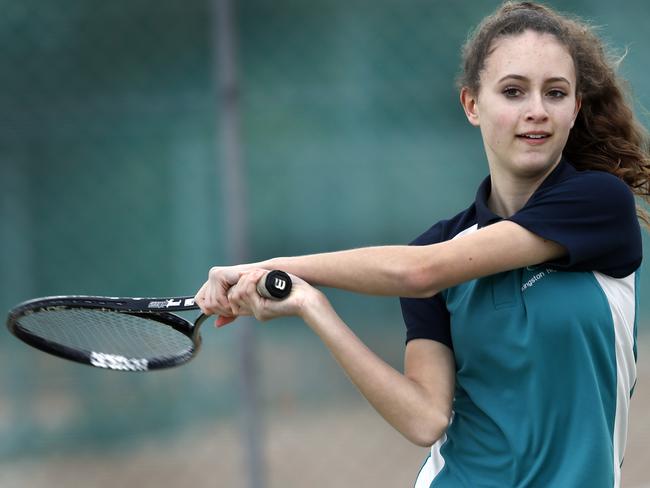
[258,270,292,299]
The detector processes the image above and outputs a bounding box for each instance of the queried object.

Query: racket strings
[16,308,194,359]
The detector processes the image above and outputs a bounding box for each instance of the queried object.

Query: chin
[511,153,561,177]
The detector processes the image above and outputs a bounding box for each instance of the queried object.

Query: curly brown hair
[457,1,650,224]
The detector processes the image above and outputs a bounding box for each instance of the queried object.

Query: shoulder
[522,167,637,223]
[568,168,632,194]
[512,166,642,277]
[538,168,634,205]
[410,205,479,246]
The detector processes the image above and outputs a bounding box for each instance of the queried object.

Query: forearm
[301,293,451,446]
[261,246,428,297]
[203,221,565,315]
[259,221,565,298]
[217,268,453,445]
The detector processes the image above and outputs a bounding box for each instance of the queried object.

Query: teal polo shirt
[401,159,641,487]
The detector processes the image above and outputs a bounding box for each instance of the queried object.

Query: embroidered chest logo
[521,268,557,292]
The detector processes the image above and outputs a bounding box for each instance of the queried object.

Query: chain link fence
[1,1,649,486]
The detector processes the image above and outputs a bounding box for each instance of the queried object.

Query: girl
[196,2,650,486]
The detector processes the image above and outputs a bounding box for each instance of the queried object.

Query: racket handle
[257,270,292,300]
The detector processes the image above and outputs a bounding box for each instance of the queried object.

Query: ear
[460,87,480,127]
[570,94,582,128]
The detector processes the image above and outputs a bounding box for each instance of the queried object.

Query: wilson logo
[90,352,149,371]
[274,278,287,291]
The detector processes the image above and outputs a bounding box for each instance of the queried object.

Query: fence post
[212,1,266,487]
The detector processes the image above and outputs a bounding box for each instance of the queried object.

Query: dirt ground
[1,340,648,488]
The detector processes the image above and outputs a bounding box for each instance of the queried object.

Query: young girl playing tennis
[196,2,650,486]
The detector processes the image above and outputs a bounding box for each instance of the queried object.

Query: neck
[487,162,559,218]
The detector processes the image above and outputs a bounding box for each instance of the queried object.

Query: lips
[517,132,551,140]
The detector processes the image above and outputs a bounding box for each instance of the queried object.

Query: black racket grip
[257,270,292,300]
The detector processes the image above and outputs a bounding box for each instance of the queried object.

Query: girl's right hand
[226,268,329,325]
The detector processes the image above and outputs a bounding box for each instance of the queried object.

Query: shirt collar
[474,157,576,228]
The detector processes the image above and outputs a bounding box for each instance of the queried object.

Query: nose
[524,94,549,122]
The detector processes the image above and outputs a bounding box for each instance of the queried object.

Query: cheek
[553,98,580,127]
[475,98,518,146]
[554,110,577,133]
[496,113,516,129]
[494,104,520,127]
[479,102,518,132]
[485,112,517,144]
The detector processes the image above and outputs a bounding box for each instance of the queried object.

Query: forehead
[483,30,576,83]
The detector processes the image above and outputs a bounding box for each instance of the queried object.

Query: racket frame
[5,270,292,372]
[6,295,206,371]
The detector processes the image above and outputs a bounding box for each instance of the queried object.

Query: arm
[195,220,565,317]
[227,270,455,447]
[265,220,565,297]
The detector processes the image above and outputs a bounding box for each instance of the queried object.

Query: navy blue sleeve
[508,171,642,278]
[399,221,453,350]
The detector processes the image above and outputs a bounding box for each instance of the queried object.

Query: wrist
[299,288,335,325]
[259,257,276,272]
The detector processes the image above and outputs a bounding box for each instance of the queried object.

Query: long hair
[457,1,650,224]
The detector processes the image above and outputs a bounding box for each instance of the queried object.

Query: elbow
[400,262,441,298]
[403,412,450,447]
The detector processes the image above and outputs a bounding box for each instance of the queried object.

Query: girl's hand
[195,265,251,326]
[226,268,325,325]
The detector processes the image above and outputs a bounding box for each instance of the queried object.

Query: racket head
[6,296,206,372]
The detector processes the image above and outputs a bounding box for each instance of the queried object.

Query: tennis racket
[5,270,292,372]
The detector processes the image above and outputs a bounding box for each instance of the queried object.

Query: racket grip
[257,270,292,300]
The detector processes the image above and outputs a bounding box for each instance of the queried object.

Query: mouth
[516,132,551,141]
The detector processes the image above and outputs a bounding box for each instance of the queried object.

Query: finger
[216,282,234,313]
[227,271,264,315]
[242,271,272,320]
[194,283,207,314]
[210,266,243,313]
[226,277,255,317]
[226,284,241,315]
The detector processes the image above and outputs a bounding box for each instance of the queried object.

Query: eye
[502,87,522,98]
[547,89,567,99]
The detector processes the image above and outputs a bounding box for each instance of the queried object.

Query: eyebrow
[498,74,572,85]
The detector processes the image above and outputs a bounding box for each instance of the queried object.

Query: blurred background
[1,0,648,486]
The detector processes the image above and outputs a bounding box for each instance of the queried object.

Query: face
[461,30,581,181]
